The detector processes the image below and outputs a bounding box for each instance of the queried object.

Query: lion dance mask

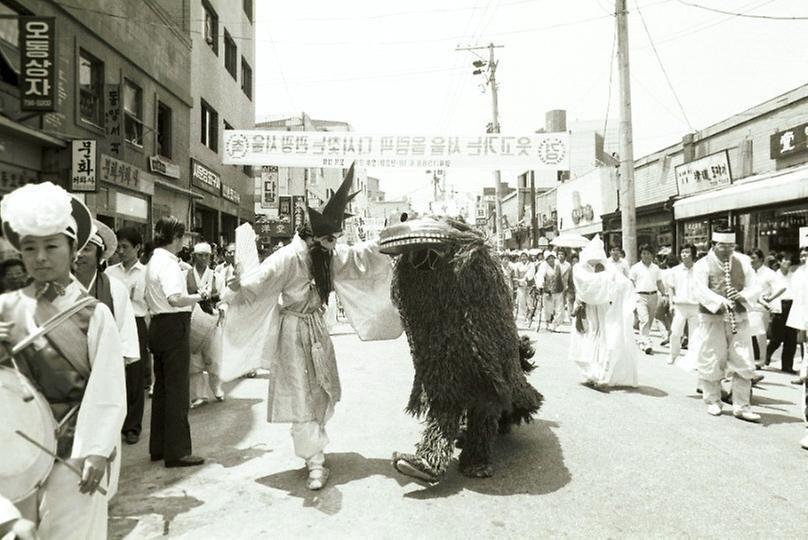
[379,216,543,482]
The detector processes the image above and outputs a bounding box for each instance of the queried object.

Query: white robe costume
[569,237,640,387]
[220,234,402,464]
[0,279,126,540]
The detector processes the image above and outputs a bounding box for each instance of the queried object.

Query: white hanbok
[570,261,640,387]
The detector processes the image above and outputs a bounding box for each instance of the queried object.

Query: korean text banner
[223,131,569,170]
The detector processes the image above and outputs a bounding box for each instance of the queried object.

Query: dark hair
[0,258,25,278]
[116,226,143,248]
[680,243,697,259]
[639,244,653,255]
[750,248,765,261]
[153,217,185,247]
[140,241,155,264]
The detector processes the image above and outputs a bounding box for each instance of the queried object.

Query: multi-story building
[0,0,194,246]
[189,0,255,245]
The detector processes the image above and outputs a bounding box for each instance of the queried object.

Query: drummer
[144,217,208,468]
[0,181,126,539]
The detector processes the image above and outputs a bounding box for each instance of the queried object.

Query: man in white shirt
[767,254,799,372]
[145,217,209,468]
[536,250,565,332]
[630,244,665,354]
[607,246,630,277]
[557,250,572,325]
[748,249,784,368]
[106,227,150,445]
[666,244,700,364]
[512,251,534,324]
[215,242,237,294]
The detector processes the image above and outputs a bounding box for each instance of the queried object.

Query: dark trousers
[767,300,797,372]
[122,317,148,435]
[149,312,192,462]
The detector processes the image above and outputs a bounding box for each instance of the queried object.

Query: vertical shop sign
[70,140,97,192]
[19,17,57,111]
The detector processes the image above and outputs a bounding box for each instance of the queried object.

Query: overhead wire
[674,0,808,20]
[633,0,695,131]
[602,15,618,140]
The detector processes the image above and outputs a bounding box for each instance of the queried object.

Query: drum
[190,305,218,355]
[0,366,56,503]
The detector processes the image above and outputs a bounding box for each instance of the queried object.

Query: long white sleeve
[110,276,140,362]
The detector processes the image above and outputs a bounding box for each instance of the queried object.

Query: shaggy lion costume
[379,216,543,482]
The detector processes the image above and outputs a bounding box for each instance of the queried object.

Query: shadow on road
[110,492,203,537]
[758,412,805,427]
[612,385,669,398]
[403,419,570,500]
[255,452,417,515]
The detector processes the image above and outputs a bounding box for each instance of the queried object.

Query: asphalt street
[109,321,808,539]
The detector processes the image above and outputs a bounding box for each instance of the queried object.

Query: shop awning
[673,165,808,220]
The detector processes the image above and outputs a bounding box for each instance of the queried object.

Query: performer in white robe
[786,245,808,449]
[569,235,639,388]
[220,164,402,490]
[0,182,126,540]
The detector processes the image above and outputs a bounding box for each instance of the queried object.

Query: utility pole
[616,0,637,264]
[457,42,505,249]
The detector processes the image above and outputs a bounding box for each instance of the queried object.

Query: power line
[634,0,694,131]
[675,0,808,20]
[263,20,296,112]
[257,65,470,86]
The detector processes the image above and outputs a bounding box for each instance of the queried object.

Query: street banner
[104,84,124,157]
[223,130,569,170]
[292,195,306,229]
[70,140,97,192]
[19,17,56,112]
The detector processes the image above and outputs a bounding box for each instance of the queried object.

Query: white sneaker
[707,403,722,416]
[800,432,808,450]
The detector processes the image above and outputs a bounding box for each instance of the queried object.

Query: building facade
[190,0,255,245]
[0,0,194,245]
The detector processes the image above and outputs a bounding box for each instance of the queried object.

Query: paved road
[110,322,808,539]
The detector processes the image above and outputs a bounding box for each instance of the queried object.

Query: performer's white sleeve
[221,248,292,306]
[71,304,127,459]
[0,494,21,528]
[110,276,140,362]
[572,264,611,306]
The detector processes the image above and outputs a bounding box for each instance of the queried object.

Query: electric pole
[457,42,505,250]
[616,0,637,263]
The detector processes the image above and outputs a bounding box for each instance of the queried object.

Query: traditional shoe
[751,374,765,386]
[733,410,761,423]
[190,398,207,409]
[306,467,330,490]
[660,338,670,347]
[800,432,808,450]
[214,393,225,402]
[644,347,653,355]
[707,403,722,416]
[392,452,439,483]
[124,431,139,445]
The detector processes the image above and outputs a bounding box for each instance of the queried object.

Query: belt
[638,291,657,295]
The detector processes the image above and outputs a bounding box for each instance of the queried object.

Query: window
[123,79,143,147]
[224,30,237,80]
[243,165,252,177]
[200,99,218,152]
[241,57,252,100]
[243,0,253,22]
[156,101,172,158]
[202,1,218,55]
[0,3,20,86]
[78,50,103,126]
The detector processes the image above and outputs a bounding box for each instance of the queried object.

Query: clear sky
[253,0,808,207]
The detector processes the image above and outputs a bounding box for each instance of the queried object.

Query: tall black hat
[307,162,360,237]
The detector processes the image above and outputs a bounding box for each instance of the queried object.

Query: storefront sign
[770,122,808,160]
[222,183,241,204]
[556,168,616,232]
[99,153,154,196]
[292,195,306,229]
[256,166,277,209]
[70,140,97,192]
[223,130,570,170]
[191,159,221,195]
[674,150,732,196]
[148,155,180,179]
[104,84,124,157]
[0,164,40,193]
[19,17,56,111]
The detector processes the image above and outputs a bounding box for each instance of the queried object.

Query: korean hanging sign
[70,140,97,192]
[223,131,570,170]
[19,17,57,112]
[674,150,732,197]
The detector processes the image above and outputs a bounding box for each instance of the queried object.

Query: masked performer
[221,164,402,491]
[0,182,126,539]
[569,235,640,389]
[380,216,543,482]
